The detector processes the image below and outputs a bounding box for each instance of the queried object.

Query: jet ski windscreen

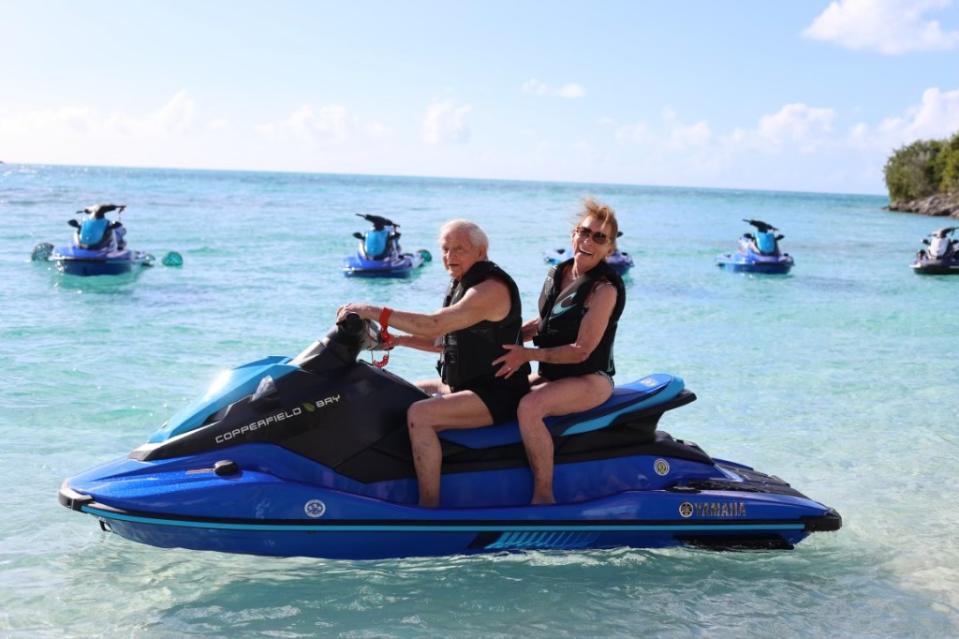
[756,231,776,253]
[365,229,389,258]
[79,218,108,246]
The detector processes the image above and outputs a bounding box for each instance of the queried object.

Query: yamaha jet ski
[716,219,794,275]
[343,214,431,278]
[31,204,182,276]
[544,248,634,276]
[58,314,840,559]
[911,227,959,275]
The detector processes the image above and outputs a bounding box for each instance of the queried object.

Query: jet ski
[342,213,431,278]
[716,219,794,275]
[911,227,959,275]
[544,247,634,276]
[31,204,182,276]
[58,313,840,559]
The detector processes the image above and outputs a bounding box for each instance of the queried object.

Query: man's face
[440,228,484,280]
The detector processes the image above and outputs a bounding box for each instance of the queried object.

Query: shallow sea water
[1,165,957,637]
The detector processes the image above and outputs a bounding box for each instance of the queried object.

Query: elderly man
[340,219,530,506]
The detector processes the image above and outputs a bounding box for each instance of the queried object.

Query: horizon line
[4,160,889,200]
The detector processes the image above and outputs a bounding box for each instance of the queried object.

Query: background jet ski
[716,218,794,274]
[31,204,182,276]
[543,231,634,275]
[58,313,840,560]
[911,227,959,275]
[343,213,431,277]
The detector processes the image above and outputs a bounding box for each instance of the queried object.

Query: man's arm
[392,334,443,353]
[341,278,511,339]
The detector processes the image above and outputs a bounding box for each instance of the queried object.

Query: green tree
[884,139,943,201]
[936,132,959,193]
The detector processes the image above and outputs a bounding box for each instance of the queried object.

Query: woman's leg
[516,374,614,504]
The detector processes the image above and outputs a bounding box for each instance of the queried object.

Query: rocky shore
[886,192,959,219]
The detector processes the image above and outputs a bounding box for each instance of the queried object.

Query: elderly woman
[493,199,626,504]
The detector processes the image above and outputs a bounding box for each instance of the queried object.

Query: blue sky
[2,0,958,194]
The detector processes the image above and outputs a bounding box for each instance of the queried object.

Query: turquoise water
[1,164,957,637]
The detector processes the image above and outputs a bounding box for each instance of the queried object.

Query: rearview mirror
[67,219,80,228]
[922,239,930,245]
[352,232,363,240]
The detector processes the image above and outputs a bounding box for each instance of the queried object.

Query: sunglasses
[573,226,610,245]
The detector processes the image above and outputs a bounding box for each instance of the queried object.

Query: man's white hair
[439,219,489,252]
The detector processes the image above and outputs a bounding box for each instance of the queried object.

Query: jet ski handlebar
[77,204,126,218]
[742,218,778,233]
[355,213,397,230]
[293,313,391,372]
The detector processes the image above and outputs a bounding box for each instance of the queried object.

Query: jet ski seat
[440,374,688,450]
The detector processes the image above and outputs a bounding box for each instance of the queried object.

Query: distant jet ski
[342,213,430,278]
[544,248,634,276]
[31,204,182,276]
[716,219,794,275]
[543,230,634,275]
[911,227,959,275]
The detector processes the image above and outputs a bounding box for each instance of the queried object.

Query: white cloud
[850,86,959,148]
[757,103,836,150]
[259,105,349,142]
[422,100,472,145]
[614,110,713,151]
[257,105,390,144]
[522,79,586,98]
[804,0,959,54]
[0,91,199,143]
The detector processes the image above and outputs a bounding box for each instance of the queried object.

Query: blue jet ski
[911,227,959,275]
[58,314,840,560]
[31,204,181,276]
[343,213,430,278]
[544,248,635,276]
[716,219,794,275]
[544,231,634,276]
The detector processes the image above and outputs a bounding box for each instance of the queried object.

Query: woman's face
[570,216,614,270]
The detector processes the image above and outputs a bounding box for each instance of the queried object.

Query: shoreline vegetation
[884,132,959,219]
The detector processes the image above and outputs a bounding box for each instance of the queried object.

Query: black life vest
[533,258,626,380]
[438,261,530,390]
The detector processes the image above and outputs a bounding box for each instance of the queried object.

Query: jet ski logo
[679,502,693,518]
[304,499,326,518]
[654,459,670,476]
[302,394,341,413]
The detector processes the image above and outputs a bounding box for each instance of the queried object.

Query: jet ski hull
[60,452,839,559]
[716,252,794,274]
[911,259,959,275]
[342,252,425,278]
[52,246,154,276]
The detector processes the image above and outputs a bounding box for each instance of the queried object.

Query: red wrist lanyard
[373,307,395,368]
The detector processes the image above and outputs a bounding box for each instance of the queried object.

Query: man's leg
[407,391,493,507]
[414,377,451,396]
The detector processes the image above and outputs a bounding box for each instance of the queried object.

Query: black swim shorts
[465,379,530,425]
